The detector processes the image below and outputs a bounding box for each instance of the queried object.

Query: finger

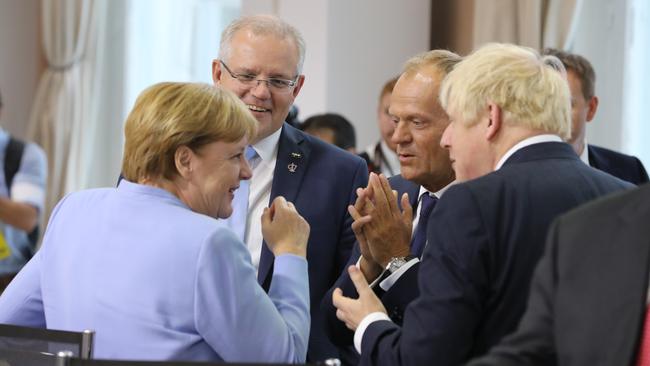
[273,196,288,209]
[261,207,272,226]
[353,191,367,214]
[351,215,372,232]
[363,196,376,213]
[378,174,400,215]
[348,204,362,221]
[369,174,391,219]
[348,265,371,296]
[401,192,414,227]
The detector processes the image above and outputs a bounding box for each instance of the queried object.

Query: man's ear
[485,102,502,140]
[292,75,305,98]
[175,146,193,178]
[212,59,223,85]
[586,96,599,122]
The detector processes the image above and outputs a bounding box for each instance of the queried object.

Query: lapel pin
[288,162,298,173]
[290,152,302,159]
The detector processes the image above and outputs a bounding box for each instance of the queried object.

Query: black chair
[0,323,94,359]
[0,347,71,366]
[66,358,337,366]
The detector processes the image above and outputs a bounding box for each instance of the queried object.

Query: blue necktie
[226,146,258,241]
[410,193,438,257]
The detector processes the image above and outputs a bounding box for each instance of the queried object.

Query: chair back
[0,324,94,359]
[0,347,71,366]
[67,358,321,366]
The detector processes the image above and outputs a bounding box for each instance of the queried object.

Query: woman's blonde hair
[122,82,257,182]
[440,43,571,139]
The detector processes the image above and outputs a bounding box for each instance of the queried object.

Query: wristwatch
[386,255,415,273]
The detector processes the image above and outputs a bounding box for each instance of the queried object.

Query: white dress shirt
[580,141,590,165]
[245,128,281,271]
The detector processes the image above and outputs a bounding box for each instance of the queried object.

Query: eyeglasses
[220,61,298,92]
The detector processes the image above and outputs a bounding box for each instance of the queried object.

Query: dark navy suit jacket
[321,175,420,364]
[359,142,633,366]
[259,123,368,362]
[589,144,649,185]
[468,183,650,366]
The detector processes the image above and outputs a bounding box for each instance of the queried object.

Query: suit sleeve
[466,220,560,366]
[335,159,369,276]
[322,244,363,347]
[359,184,492,366]
[194,228,310,363]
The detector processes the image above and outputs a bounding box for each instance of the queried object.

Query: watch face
[388,257,407,273]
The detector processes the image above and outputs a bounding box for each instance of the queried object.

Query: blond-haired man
[333,43,633,366]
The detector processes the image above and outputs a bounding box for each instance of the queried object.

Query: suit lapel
[257,124,312,286]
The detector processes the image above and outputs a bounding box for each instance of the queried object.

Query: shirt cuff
[10,181,45,210]
[356,255,386,289]
[379,257,419,291]
[354,312,391,354]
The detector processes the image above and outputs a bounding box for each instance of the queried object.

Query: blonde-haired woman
[0,82,311,363]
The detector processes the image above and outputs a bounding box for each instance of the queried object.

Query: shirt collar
[580,141,590,165]
[251,127,282,162]
[495,134,562,170]
[0,128,9,144]
[417,180,456,200]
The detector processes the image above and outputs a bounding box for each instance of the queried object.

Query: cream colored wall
[242,0,431,150]
[0,0,41,139]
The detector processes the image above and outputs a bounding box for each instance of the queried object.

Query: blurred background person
[0,88,47,293]
[301,112,357,153]
[0,82,311,363]
[542,48,648,185]
[361,77,400,176]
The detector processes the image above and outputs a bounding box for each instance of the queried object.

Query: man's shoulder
[562,183,650,228]
[589,144,641,164]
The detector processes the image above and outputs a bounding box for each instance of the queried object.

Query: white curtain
[473,0,583,50]
[622,0,650,166]
[27,0,100,223]
[543,0,584,49]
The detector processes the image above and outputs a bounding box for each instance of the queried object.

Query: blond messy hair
[439,43,571,139]
[122,82,257,182]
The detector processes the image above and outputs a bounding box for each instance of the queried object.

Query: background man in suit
[332,43,633,366]
[468,183,650,366]
[211,15,368,361]
[543,48,648,185]
[322,50,461,364]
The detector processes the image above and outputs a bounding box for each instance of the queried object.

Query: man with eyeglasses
[211,15,368,362]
